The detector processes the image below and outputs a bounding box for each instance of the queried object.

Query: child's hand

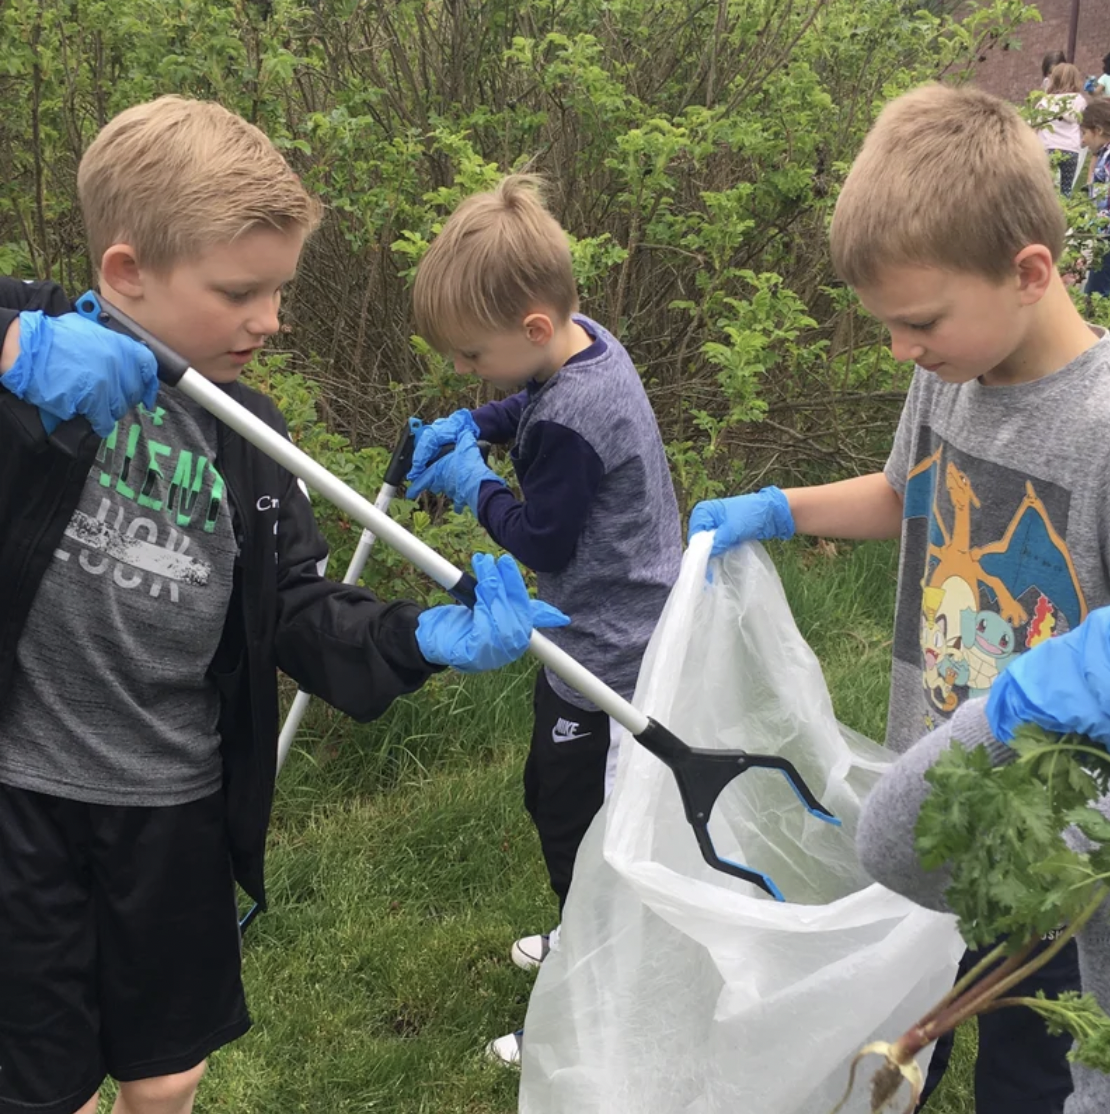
[415,552,569,673]
[0,311,158,437]
[408,408,481,482]
[405,428,504,515]
[987,607,1110,748]
[687,486,795,557]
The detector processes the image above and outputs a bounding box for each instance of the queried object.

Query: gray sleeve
[1099,450,1110,587]
[856,700,1110,1114]
[857,698,1010,912]
[883,373,922,496]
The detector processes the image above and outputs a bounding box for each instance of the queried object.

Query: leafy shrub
[0,0,1044,526]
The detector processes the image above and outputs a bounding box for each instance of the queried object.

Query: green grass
[144,540,974,1112]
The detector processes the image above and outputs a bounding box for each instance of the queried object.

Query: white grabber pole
[77,292,839,904]
[240,424,417,933]
[275,422,418,774]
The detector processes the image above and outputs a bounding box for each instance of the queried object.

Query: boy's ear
[1012,244,1055,306]
[99,244,144,298]
[522,312,555,346]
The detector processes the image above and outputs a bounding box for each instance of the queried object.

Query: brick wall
[972,0,1110,104]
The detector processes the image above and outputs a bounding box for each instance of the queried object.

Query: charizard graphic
[904,448,1086,636]
[974,480,1087,630]
[928,461,1028,625]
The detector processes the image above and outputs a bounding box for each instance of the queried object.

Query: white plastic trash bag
[519,536,963,1114]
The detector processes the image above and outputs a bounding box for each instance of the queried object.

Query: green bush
[0,0,1047,546]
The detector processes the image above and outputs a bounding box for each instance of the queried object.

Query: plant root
[828,1040,924,1114]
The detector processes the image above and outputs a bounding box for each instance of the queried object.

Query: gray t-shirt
[518,318,682,707]
[0,391,238,804]
[883,330,1110,753]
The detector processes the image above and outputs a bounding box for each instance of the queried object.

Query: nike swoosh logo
[552,730,591,743]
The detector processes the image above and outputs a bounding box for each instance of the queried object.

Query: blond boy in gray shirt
[690,84,1110,1114]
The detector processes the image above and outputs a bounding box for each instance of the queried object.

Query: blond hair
[830,84,1065,286]
[78,95,323,273]
[1047,63,1084,94]
[412,174,578,352]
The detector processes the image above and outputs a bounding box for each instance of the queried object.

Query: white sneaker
[486,1027,524,1065]
[510,924,560,970]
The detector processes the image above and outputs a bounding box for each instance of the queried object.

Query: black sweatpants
[918,934,1080,1114]
[523,668,616,911]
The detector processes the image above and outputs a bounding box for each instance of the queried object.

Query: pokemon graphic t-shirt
[0,391,238,804]
[884,329,1110,753]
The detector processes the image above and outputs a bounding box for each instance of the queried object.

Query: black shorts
[0,783,251,1114]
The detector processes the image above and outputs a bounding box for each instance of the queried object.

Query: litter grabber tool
[272,422,490,777]
[274,419,421,775]
[237,420,488,933]
[236,419,420,933]
[76,291,841,900]
[238,420,492,934]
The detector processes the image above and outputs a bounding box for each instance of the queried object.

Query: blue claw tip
[778,770,840,826]
[721,857,785,902]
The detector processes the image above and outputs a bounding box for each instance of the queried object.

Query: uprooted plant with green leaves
[832,726,1110,1114]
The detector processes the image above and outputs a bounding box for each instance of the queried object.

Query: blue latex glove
[416,552,570,673]
[405,428,505,516]
[687,486,795,557]
[986,607,1110,748]
[408,408,481,481]
[0,310,159,437]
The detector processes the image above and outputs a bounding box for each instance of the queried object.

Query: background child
[689,83,1110,1114]
[0,98,562,1114]
[1037,63,1088,196]
[1080,99,1110,297]
[1041,49,1068,92]
[405,174,682,1063]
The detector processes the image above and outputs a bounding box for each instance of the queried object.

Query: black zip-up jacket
[0,279,439,905]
